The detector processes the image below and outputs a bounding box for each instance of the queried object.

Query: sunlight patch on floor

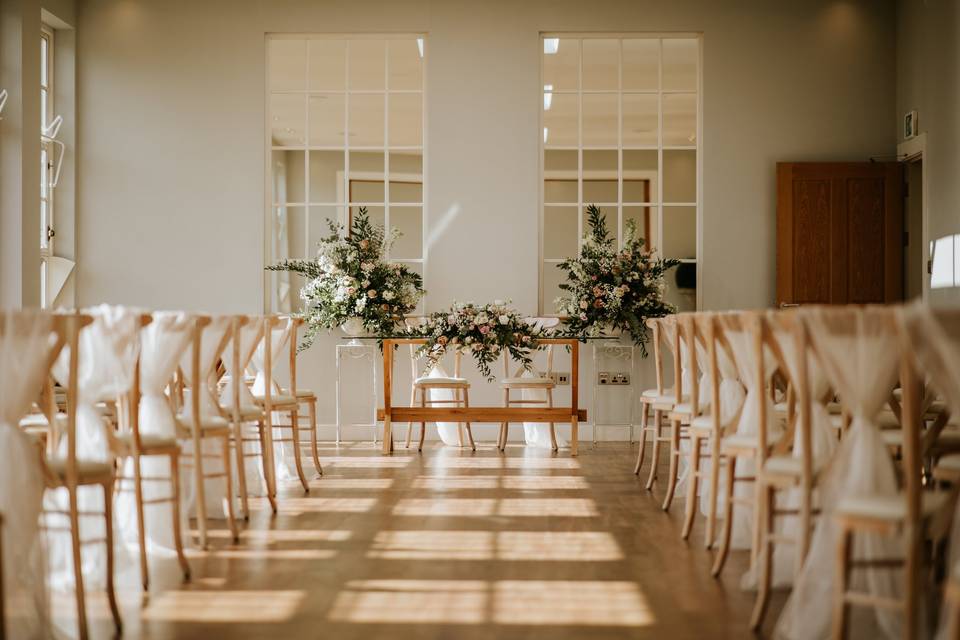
[497,498,598,517]
[328,580,486,624]
[211,548,338,560]
[368,530,623,561]
[320,456,415,468]
[267,497,378,514]
[502,475,590,490]
[393,498,496,516]
[307,477,395,489]
[411,476,500,490]
[392,497,597,517]
[428,457,581,470]
[142,590,304,623]
[201,529,352,543]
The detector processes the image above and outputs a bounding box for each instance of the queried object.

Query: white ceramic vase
[340,316,368,345]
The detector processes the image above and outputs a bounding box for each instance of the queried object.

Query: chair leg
[711,455,736,577]
[634,402,649,475]
[169,452,191,580]
[192,433,209,549]
[132,454,150,591]
[418,390,427,452]
[645,410,663,490]
[289,410,310,493]
[221,435,240,543]
[706,435,721,549]
[547,387,558,452]
[750,482,775,631]
[456,389,464,447]
[257,419,278,515]
[831,525,852,640]
[406,386,417,449]
[308,400,322,476]
[681,434,701,540]
[68,486,89,640]
[662,416,681,510]
[102,481,123,634]
[233,421,250,521]
[463,388,476,451]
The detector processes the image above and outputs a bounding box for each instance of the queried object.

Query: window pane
[390,181,422,204]
[390,206,423,259]
[350,150,385,173]
[543,38,578,91]
[272,150,306,204]
[308,94,345,147]
[582,150,617,203]
[40,36,48,85]
[581,94,617,147]
[389,150,422,177]
[351,179,384,203]
[623,150,658,202]
[544,207,578,259]
[308,39,346,90]
[349,94,385,146]
[543,93,578,147]
[662,206,697,259]
[622,94,657,147]
[581,39,618,91]
[270,94,306,146]
[351,205,384,231]
[544,149,577,172]
[388,39,423,90]
[349,40,385,90]
[269,39,306,91]
[662,39,698,91]
[624,206,655,252]
[41,90,48,128]
[622,39,658,91]
[665,275,697,312]
[40,147,49,198]
[662,93,697,146]
[582,205,618,245]
[309,151,345,203]
[388,93,422,147]
[544,180,576,204]
[662,150,696,203]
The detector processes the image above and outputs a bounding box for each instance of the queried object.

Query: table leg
[382,340,393,455]
[571,415,579,457]
[571,340,579,457]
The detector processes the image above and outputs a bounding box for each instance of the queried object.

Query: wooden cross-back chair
[110,313,191,592]
[635,315,682,488]
[498,317,561,452]
[36,312,124,640]
[176,315,239,549]
[662,312,702,511]
[404,317,475,452]
[252,315,312,492]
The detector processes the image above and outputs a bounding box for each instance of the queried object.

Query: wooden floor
[63,441,786,639]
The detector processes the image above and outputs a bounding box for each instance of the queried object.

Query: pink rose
[479,325,490,335]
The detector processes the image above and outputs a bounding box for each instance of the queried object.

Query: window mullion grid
[577,38,583,247]
[303,43,311,262]
[344,42,351,234]
[657,38,664,259]
[617,38,623,248]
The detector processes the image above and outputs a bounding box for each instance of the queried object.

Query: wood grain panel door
[776,162,903,306]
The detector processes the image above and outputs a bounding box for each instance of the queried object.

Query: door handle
[779,302,800,309]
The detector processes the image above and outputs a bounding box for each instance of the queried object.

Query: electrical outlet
[614,373,631,385]
[598,372,611,385]
[546,372,560,385]
[556,372,570,385]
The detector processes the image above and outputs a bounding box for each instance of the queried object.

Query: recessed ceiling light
[544,38,559,55]
[543,84,553,110]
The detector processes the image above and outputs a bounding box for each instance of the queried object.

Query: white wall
[75,0,897,439]
[897,0,960,307]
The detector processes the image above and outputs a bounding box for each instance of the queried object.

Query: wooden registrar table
[374,337,586,456]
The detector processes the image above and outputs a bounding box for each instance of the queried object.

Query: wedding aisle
[53,441,765,639]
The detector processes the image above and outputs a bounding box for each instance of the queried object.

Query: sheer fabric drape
[220,321,267,495]
[775,307,903,640]
[0,313,56,639]
[250,321,297,480]
[46,305,140,591]
[117,312,191,555]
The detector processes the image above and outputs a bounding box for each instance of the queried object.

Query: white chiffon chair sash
[724,326,779,553]
[117,312,192,556]
[47,305,141,591]
[425,364,463,446]
[897,304,960,640]
[0,313,56,639]
[220,322,267,495]
[250,320,297,480]
[775,307,903,640]
[179,317,231,519]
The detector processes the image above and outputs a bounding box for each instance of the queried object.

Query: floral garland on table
[411,301,550,381]
[554,204,679,354]
[266,208,425,350]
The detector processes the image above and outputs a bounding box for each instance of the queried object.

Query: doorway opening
[904,157,924,300]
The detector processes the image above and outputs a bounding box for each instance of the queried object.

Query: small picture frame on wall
[904,110,918,140]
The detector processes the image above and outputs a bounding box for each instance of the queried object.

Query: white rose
[383,290,395,301]
[498,315,509,325]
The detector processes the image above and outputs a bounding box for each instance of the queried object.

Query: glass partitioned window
[266,35,425,313]
[540,35,701,314]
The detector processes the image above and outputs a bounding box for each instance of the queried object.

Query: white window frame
[40,23,55,307]
[264,33,428,313]
[538,33,703,315]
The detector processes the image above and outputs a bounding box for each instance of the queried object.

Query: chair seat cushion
[836,491,950,523]
[176,414,231,433]
[293,388,316,400]
[223,405,264,421]
[415,376,470,387]
[671,402,694,416]
[721,434,757,452]
[252,393,298,407]
[45,458,114,484]
[115,431,179,451]
[689,415,715,434]
[763,455,802,477]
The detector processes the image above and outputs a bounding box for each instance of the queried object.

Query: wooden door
[776,162,903,306]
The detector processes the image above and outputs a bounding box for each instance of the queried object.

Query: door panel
[776,162,903,306]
